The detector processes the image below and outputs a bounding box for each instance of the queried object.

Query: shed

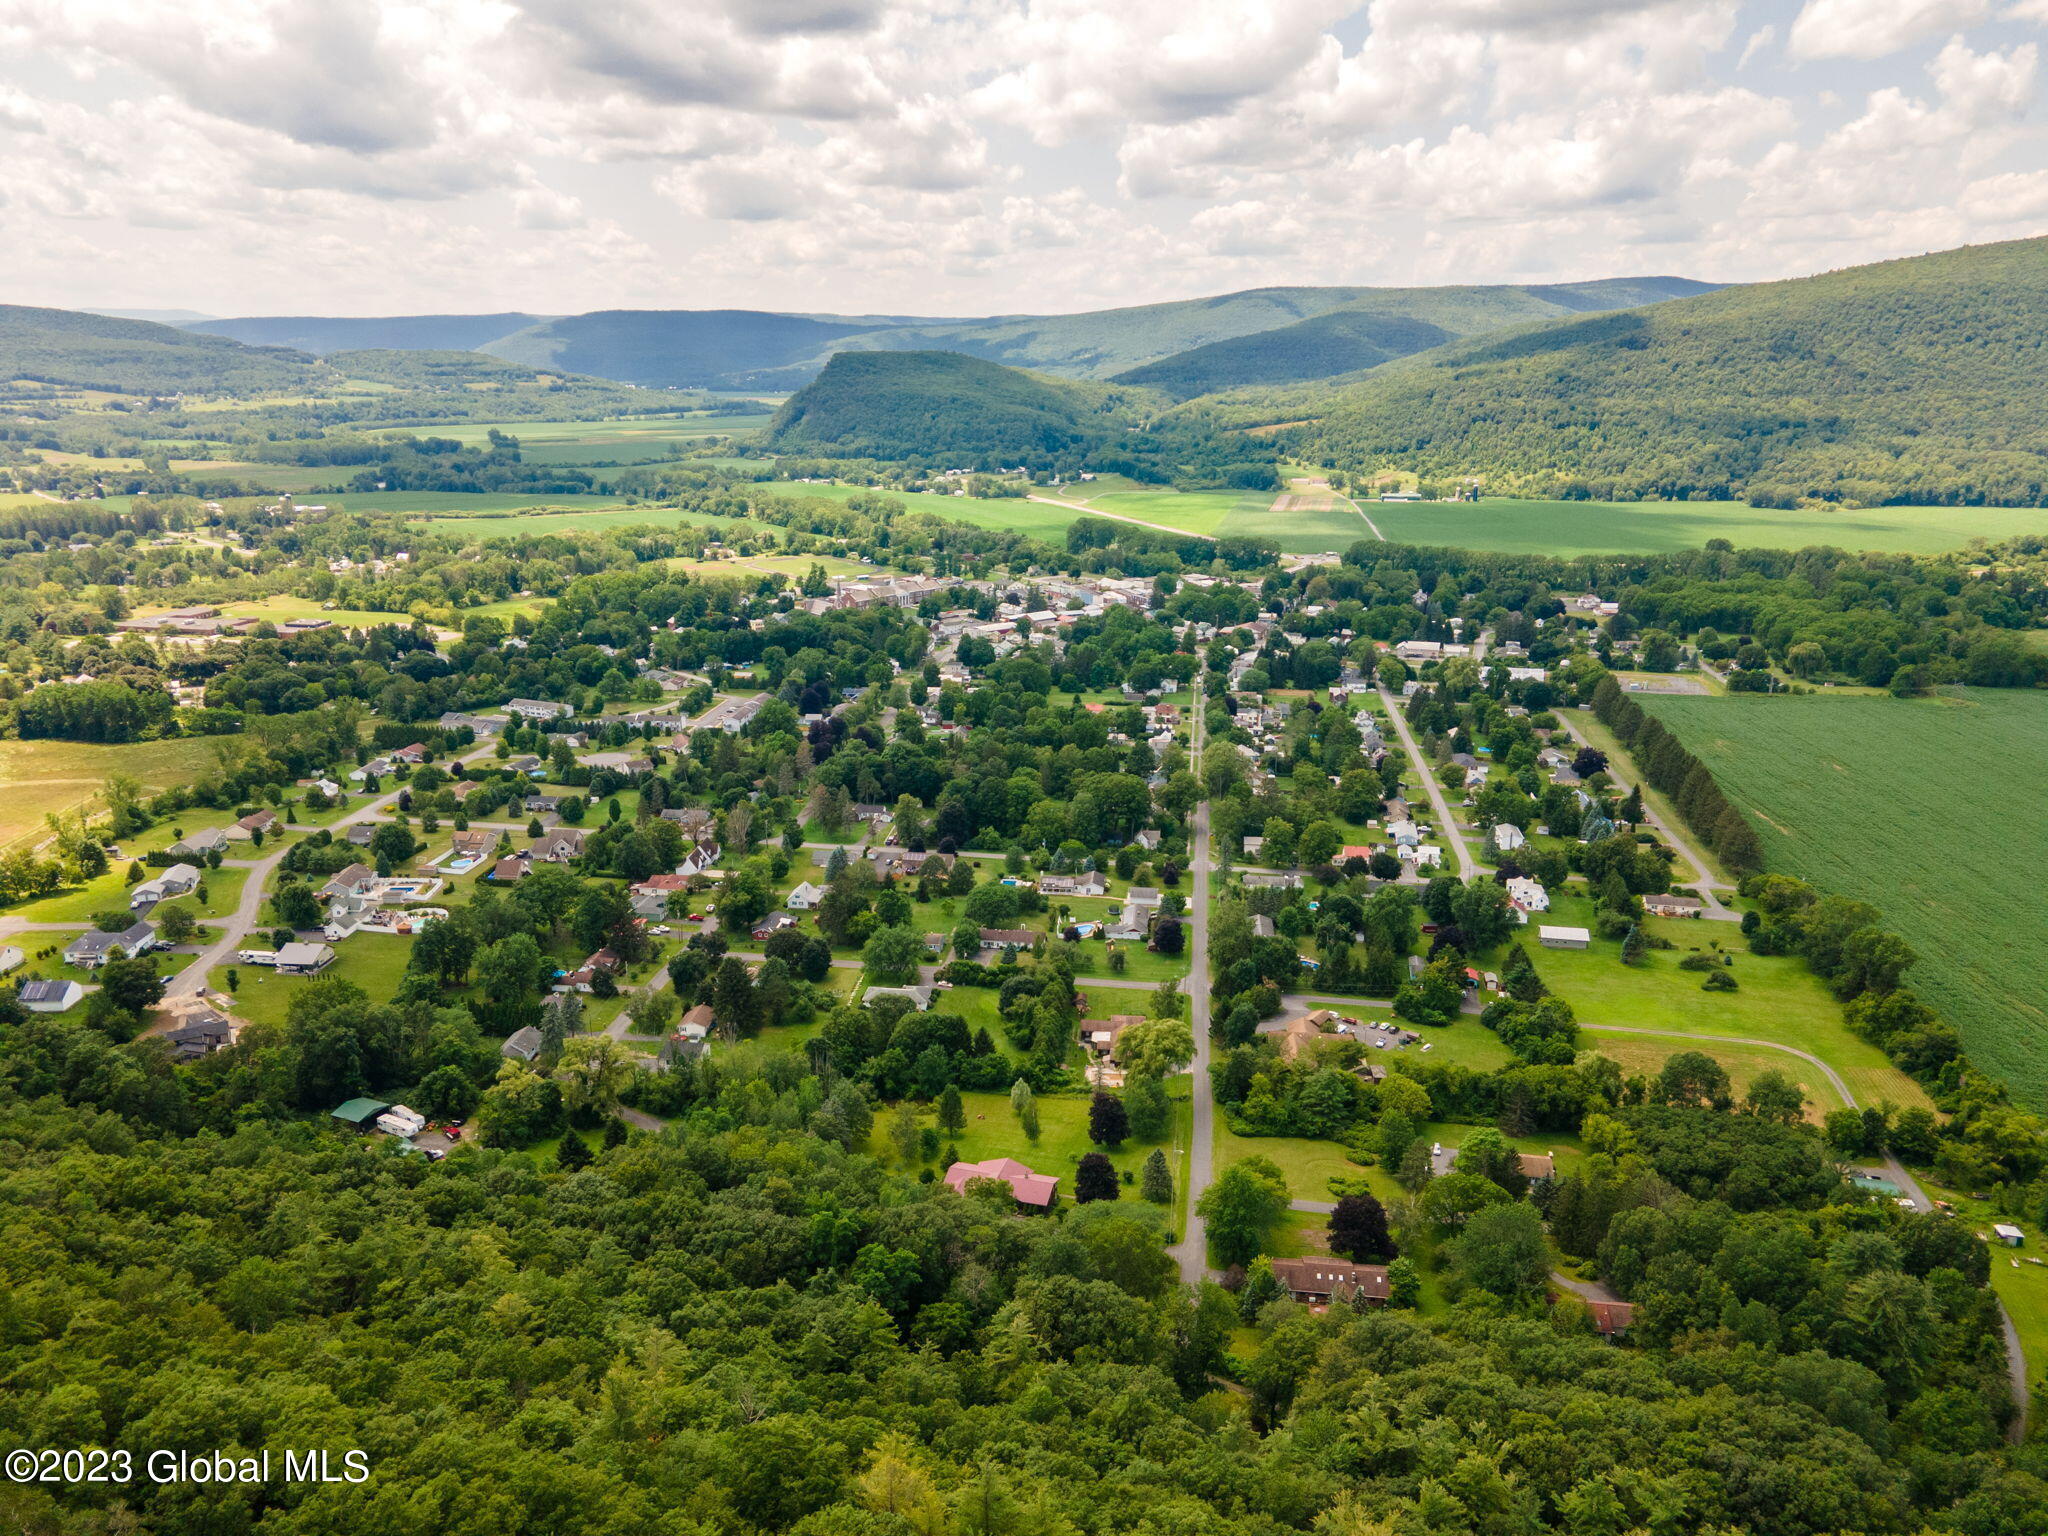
[1995,1224,2026,1246]
[1538,925,1591,949]
[331,1097,390,1129]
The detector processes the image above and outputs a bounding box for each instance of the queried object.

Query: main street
[1170,698,1216,1283]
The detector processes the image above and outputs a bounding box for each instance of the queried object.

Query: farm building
[1539,925,1591,949]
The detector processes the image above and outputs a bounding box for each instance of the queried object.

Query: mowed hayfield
[421,503,779,541]
[435,415,773,465]
[0,736,226,852]
[329,490,630,514]
[1646,690,2048,1106]
[1365,497,2048,557]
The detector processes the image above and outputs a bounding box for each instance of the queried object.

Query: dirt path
[1024,494,1195,538]
[1553,711,1736,914]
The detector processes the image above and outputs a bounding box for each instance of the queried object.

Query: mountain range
[179,277,1716,392]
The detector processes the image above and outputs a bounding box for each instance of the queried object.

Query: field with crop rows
[1646,689,2048,1106]
[1364,497,2048,557]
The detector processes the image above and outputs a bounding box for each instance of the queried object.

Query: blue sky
[1,0,2044,318]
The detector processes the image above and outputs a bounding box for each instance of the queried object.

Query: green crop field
[325,491,629,515]
[1363,497,2048,557]
[1645,690,2048,1106]
[417,504,771,541]
[430,415,772,465]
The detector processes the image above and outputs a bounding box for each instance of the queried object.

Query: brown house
[1269,1257,1391,1307]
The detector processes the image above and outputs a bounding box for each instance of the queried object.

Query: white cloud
[0,0,2040,316]
[1787,0,1991,62]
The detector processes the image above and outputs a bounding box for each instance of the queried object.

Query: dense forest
[768,352,1279,486]
[1234,237,2048,507]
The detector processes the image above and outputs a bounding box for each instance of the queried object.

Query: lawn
[1363,497,2048,558]
[1501,893,1930,1113]
[1645,689,2048,1108]
[212,596,414,628]
[1578,1029,1845,1118]
[12,866,248,926]
[210,934,416,1027]
[0,736,228,854]
[872,1084,1194,1208]
[1920,1178,2048,1407]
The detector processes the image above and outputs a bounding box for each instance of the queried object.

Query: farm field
[327,491,629,515]
[1364,497,2048,558]
[749,479,1084,541]
[0,736,226,853]
[434,414,772,464]
[1645,689,2048,1107]
[419,503,775,541]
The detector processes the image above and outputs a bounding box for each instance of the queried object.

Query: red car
[443,1125,463,1140]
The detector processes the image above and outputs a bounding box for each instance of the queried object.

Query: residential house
[450,828,495,862]
[751,912,798,940]
[163,1011,234,1061]
[865,984,937,1010]
[524,795,564,815]
[489,854,531,883]
[1131,829,1161,851]
[1505,877,1550,915]
[235,808,280,838]
[65,922,157,968]
[345,823,375,848]
[532,829,586,863]
[170,827,229,859]
[506,697,573,720]
[131,862,200,908]
[943,1156,1059,1209]
[1489,823,1527,854]
[19,978,83,1013]
[501,1026,544,1061]
[1038,872,1107,898]
[1644,893,1705,918]
[660,807,716,836]
[1243,872,1304,890]
[558,948,623,993]
[507,755,545,776]
[438,711,505,736]
[676,839,721,877]
[1077,1014,1144,1059]
[978,927,1038,952]
[1269,1257,1391,1307]
[1252,914,1276,938]
[1585,1300,1636,1337]
[0,945,20,976]
[390,743,429,765]
[275,941,336,975]
[320,862,379,902]
[787,881,826,910]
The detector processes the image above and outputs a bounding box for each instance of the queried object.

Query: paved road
[1553,711,1736,918]
[1551,1270,1624,1304]
[162,741,502,1000]
[1377,684,1477,878]
[1290,1199,1336,1215]
[1170,701,1217,1284]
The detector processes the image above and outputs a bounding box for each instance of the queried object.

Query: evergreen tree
[556,1133,592,1171]
[1141,1147,1173,1205]
[937,1084,965,1135]
[1238,1255,1282,1320]
[602,1117,629,1149]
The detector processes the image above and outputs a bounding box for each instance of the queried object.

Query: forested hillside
[189,313,544,355]
[1289,236,2048,506]
[0,305,322,395]
[768,351,1278,484]
[1114,277,1716,398]
[483,308,916,387]
[769,350,1143,463]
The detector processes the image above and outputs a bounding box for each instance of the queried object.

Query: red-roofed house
[944,1156,1059,1209]
[1269,1257,1391,1307]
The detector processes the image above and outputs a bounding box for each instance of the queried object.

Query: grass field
[0,737,227,853]
[210,935,415,1028]
[1510,892,1930,1113]
[1645,689,2048,1107]
[419,504,775,541]
[327,491,629,515]
[749,480,1084,542]
[433,415,772,465]
[1058,486,1375,555]
[1364,497,2048,557]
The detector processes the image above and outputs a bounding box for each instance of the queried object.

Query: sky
[1,0,2045,320]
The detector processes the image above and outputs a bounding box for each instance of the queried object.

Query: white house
[1489,824,1527,854]
[786,881,825,910]
[1505,877,1550,914]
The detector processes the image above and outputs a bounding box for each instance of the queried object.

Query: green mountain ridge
[0,305,324,395]
[1283,236,2048,506]
[1111,277,1717,397]
[189,313,546,356]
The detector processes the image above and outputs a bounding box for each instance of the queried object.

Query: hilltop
[189,312,545,355]
[1112,277,1715,398]
[1291,236,2048,506]
[0,305,322,394]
